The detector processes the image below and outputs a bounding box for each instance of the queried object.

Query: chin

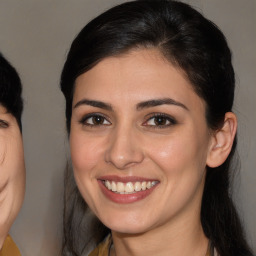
[101,215,151,235]
[111,225,148,235]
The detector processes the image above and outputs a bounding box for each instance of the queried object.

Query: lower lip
[98,180,159,204]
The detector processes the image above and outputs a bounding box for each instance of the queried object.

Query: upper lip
[98,175,159,183]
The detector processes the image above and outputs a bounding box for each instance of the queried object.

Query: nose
[104,125,144,170]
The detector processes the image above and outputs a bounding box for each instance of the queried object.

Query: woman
[60,1,254,255]
[0,53,25,256]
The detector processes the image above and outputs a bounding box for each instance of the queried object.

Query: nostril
[104,129,144,169]
[104,148,144,170]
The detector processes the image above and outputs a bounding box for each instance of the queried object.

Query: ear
[206,112,237,168]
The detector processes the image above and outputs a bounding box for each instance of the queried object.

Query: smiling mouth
[103,180,159,194]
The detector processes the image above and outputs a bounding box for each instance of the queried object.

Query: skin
[0,105,25,249]
[70,49,236,256]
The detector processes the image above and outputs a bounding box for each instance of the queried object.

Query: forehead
[0,104,8,114]
[74,49,205,111]
[78,50,186,91]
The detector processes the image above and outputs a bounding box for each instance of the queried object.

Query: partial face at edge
[0,105,25,248]
[69,49,214,234]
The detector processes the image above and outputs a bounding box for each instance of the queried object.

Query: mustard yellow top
[88,235,216,256]
[0,235,21,256]
[88,235,112,256]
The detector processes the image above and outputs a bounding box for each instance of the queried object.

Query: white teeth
[105,180,111,190]
[146,181,152,189]
[111,181,117,192]
[117,182,125,193]
[125,182,134,193]
[134,182,141,191]
[141,181,147,190]
[152,181,158,186]
[103,180,158,194]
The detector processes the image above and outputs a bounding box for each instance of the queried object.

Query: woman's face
[70,49,214,234]
[0,105,25,247]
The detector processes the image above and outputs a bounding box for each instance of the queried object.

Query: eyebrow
[136,98,188,111]
[73,97,188,111]
[74,99,113,111]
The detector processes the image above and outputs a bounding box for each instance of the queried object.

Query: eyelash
[0,119,9,128]
[79,113,176,129]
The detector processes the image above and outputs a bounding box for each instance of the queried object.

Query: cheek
[5,137,25,197]
[145,134,208,217]
[0,136,25,184]
[69,132,107,213]
[0,135,25,236]
[147,135,189,167]
[146,130,209,179]
[0,137,6,166]
[70,133,104,177]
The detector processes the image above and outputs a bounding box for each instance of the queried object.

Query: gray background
[0,0,255,255]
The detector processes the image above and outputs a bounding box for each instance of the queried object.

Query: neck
[111,210,208,256]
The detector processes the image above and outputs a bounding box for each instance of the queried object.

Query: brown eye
[143,113,177,128]
[91,116,105,125]
[80,114,111,126]
[0,119,9,128]
[154,116,169,126]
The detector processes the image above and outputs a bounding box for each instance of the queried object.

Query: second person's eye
[0,119,9,128]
